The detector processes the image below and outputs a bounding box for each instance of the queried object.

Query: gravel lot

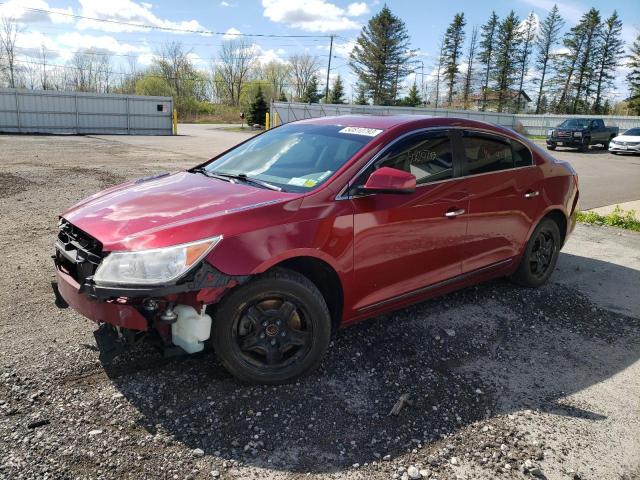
[0,133,639,480]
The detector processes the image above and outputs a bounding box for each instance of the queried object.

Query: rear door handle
[445,208,466,218]
[524,190,539,198]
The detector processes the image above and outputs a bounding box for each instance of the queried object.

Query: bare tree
[290,53,320,100]
[155,41,193,98]
[218,39,256,106]
[39,44,48,89]
[462,26,478,109]
[0,17,25,88]
[262,61,291,101]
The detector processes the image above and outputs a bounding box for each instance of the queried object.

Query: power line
[0,4,335,38]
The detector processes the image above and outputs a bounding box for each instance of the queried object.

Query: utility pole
[325,35,334,103]
[420,61,425,101]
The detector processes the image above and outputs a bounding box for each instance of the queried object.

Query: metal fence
[270,102,640,136]
[0,88,174,135]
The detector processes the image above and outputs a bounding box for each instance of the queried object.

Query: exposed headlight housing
[93,236,222,286]
[573,131,582,137]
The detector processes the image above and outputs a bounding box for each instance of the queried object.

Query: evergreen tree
[278,90,288,102]
[349,5,413,105]
[478,11,499,111]
[328,74,346,104]
[515,12,537,113]
[301,75,321,103]
[493,11,522,112]
[555,21,586,112]
[571,8,602,113]
[399,81,423,107]
[354,83,368,105]
[628,33,640,115]
[247,86,268,126]
[462,27,478,109]
[535,5,564,113]
[443,12,466,105]
[592,11,624,113]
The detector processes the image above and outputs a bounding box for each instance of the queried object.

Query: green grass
[526,134,547,140]
[576,205,640,231]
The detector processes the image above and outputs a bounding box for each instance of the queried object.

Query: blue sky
[2,0,639,100]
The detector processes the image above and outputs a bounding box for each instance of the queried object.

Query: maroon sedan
[53,115,579,383]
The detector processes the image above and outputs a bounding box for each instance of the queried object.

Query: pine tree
[478,11,499,111]
[555,22,586,112]
[247,86,268,126]
[571,8,602,113]
[443,12,466,106]
[535,5,564,113]
[628,33,640,115]
[592,11,624,113]
[354,83,368,105]
[515,12,537,113]
[301,75,321,103]
[278,90,288,102]
[462,27,478,110]
[349,5,413,105]
[493,11,522,112]
[399,81,423,107]
[328,74,345,104]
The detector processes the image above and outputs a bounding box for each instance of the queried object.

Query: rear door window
[462,132,513,175]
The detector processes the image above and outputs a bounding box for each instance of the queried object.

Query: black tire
[603,140,610,150]
[579,138,589,152]
[212,268,331,384]
[511,218,561,288]
[547,144,556,151]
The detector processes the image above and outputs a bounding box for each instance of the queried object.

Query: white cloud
[76,0,207,33]
[346,2,369,17]
[262,0,362,32]
[0,0,74,24]
[222,27,241,39]
[220,1,233,6]
[519,0,583,24]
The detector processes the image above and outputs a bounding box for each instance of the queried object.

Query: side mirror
[358,167,416,195]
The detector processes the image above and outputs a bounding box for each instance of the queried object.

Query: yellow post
[172,108,178,135]
[265,111,270,130]
[274,112,279,127]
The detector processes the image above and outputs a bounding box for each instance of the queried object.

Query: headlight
[93,236,222,286]
[573,131,582,137]
[547,129,554,136]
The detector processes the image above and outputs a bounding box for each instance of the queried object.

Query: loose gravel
[1,134,639,480]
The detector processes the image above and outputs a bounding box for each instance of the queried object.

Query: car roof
[293,114,518,137]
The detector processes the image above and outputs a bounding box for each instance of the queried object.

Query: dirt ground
[0,133,639,480]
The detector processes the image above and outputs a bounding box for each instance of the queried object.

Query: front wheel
[579,139,590,152]
[546,143,556,151]
[511,218,561,288]
[212,269,331,384]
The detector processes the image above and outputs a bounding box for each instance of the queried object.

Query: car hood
[62,171,300,251]
[613,135,640,142]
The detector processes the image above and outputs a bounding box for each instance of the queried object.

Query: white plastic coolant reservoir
[170,305,212,354]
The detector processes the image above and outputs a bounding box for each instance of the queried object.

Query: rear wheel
[212,269,331,384]
[511,218,561,288]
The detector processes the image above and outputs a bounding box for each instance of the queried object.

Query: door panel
[351,182,468,311]
[460,168,542,272]
[457,131,543,273]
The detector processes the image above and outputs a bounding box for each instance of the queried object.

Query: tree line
[1,5,640,117]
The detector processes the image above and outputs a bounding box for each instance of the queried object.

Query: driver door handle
[445,208,466,218]
[524,190,540,199]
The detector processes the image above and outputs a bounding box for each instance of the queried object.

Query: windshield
[203,123,379,192]
[623,128,640,136]
[558,119,591,129]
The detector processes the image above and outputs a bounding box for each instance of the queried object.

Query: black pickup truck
[546,118,619,152]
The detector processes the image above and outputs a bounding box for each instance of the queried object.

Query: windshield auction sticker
[339,126,383,137]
